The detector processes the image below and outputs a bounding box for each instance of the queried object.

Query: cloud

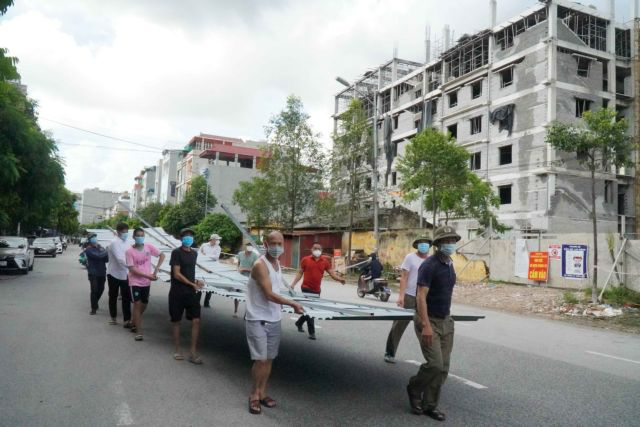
[0,0,627,193]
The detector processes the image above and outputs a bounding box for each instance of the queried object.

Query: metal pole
[204,184,208,215]
[598,237,628,302]
[372,92,379,251]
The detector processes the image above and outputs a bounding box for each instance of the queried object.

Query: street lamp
[336,76,380,252]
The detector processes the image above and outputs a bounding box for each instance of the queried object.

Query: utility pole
[372,91,379,251]
[634,16,640,236]
[201,168,210,216]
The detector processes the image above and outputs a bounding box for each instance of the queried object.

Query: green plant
[563,291,580,305]
[601,287,640,306]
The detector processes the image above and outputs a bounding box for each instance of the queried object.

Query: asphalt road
[1,248,639,427]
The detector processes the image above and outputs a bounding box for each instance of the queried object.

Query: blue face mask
[134,236,145,245]
[119,232,128,242]
[89,237,97,245]
[439,243,456,256]
[417,242,430,254]
[182,236,194,247]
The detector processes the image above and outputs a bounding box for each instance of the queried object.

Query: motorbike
[357,274,391,302]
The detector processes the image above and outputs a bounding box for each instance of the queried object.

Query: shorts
[169,289,201,322]
[246,320,281,361]
[130,286,150,304]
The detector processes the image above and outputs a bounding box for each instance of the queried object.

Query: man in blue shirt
[84,233,109,315]
[406,225,460,421]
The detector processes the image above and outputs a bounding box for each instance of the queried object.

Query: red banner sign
[528,251,549,282]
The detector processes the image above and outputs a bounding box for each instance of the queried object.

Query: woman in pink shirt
[126,228,165,341]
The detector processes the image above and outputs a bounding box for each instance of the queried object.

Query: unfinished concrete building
[334,0,639,237]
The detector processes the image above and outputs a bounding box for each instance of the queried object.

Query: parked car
[32,237,57,257]
[51,237,63,254]
[0,236,35,274]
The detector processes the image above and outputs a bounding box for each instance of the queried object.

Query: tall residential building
[176,133,266,221]
[140,166,156,208]
[79,188,121,224]
[334,0,638,236]
[158,149,184,205]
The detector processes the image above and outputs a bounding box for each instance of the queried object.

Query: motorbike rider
[362,252,384,281]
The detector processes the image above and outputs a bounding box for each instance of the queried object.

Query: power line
[57,142,161,153]
[41,117,183,151]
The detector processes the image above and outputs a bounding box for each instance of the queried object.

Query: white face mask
[312,249,322,257]
[267,244,284,258]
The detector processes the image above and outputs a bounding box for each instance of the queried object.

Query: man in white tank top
[245,231,304,415]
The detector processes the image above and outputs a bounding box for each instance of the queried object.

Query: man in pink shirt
[126,228,165,342]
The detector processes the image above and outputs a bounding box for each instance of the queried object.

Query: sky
[0,0,632,194]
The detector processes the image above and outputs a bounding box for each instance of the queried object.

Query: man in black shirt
[407,225,460,421]
[169,228,204,364]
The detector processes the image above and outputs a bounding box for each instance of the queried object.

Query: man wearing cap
[383,235,431,363]
[199,233,221,308]
[169,228,205,364]
[407,225,460,421]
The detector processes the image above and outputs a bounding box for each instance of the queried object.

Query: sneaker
[384,354,396,364]
[123,321,132,329]
[130,326,137,334]
[109,319,117,325]
[308,333,316,340]
[296,324,304,333]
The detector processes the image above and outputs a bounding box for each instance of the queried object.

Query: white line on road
[586,351,640,365]
[114,380,134,426]
[404,360,488,390]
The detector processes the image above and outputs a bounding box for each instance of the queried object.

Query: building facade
[334,0,638,236]
[176,133,266,221]
[79,188,121,224]
[158,149,183,205]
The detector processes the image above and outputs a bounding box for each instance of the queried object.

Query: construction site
[334,0,640,239]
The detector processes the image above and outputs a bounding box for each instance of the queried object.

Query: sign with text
[561,244,588,279]
[548,244,561,260]
[528,251,549,281]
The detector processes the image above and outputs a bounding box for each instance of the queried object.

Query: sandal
[248,398,261,414]
[424,409,446,421]
[188,355,203,365]
[130,326,137,333]
[173,353,185,361]
[259,397,276,408]
[108,319,117,325]
[134,335,143,341]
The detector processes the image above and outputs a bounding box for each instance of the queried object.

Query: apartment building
[78,188,121,224]
[157,149,183,205]
[176,133,266,221]
[334,0,638,235]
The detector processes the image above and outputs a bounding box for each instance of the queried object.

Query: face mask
[439,243,456,256]
[417,243,430,254]
[119,233,128,242]
[267,245,284,258]
[134,236,145,245]
[182,236,194,247]
[89,237,97,245]
[312,249,322,257]
[246,246,252,252]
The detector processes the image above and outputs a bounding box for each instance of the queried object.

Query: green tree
[546,108,631,303]
[396,128,469,229]
[232,177,275,233]
[194,213,242,251]
[52,189,80,235]
[159,176,217,236]
[261,95,325,231]
[137,202,165,226]
[159,204,185,236]
[331,99,372,261]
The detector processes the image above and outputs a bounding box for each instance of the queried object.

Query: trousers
[384,294,416,357]
[295,288,319,334]
[408,315,455,410]
[107,274,131,322]
[88,274,106,311]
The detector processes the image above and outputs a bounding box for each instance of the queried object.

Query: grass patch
[584,286,640,306]
[563,291,580,304]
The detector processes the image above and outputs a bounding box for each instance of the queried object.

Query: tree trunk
[591,168,598,303]
[432,189,437,232]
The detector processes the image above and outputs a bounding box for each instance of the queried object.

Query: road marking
[115,402,134,426]
[114,380,134,426]
[404,360,488,390]
[586,351,640,365]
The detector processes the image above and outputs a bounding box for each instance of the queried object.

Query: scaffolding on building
[442,30,490,80]
[494,6,548,50]
[559,6,608,52]
[616,28,631,58]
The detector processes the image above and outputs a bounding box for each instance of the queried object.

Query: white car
[52,237,63,254]
[0,236,35,274]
